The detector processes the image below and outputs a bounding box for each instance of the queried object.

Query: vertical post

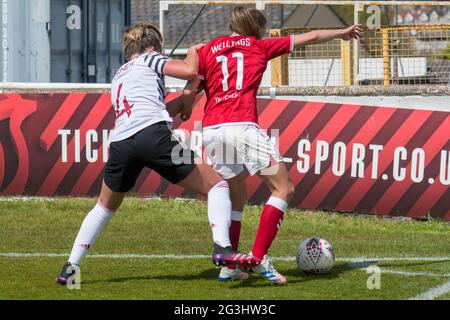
[381,28,391,86]
[106,0,111,82]
[160,1,169,42]
[83,0,89,81]
[341,40,352,86]
[270,29,289,86]
[353,2,362,85]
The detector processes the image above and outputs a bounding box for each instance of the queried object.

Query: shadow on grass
[82,265,348,286]
[229,263,352,288]
[82,268,220,285]
[83,259,446,287]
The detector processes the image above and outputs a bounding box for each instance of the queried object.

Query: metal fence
[271,24,450,87]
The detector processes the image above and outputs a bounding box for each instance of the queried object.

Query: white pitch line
[346,262,450,277]
[0,252,449,263]
[0,253,209,259]
[381,269,450,278]
[409,280,450,300]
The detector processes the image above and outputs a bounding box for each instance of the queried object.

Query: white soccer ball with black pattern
[296,237,335,274]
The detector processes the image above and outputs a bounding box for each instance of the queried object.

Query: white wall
[270,95,450,112]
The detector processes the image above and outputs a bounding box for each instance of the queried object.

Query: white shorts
[203,124,283,179]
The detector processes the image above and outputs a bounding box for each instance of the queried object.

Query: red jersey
[198,35,293,128]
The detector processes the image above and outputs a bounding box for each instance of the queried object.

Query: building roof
[393,5,450,24]
[131,0,299,48]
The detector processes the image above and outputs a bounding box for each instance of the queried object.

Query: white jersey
[110,51,172,142]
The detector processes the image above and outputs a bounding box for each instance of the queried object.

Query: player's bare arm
[165,95,184,118]
[293,24,363,48]
[165,78,201,118]
[179,78,203,121]
[163,44,203,80]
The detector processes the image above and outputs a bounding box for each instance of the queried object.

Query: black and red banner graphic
[0,93,448,220]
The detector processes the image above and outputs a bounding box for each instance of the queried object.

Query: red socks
[229,220,241,251]
[227,211,242,270]
[251,197,288,259]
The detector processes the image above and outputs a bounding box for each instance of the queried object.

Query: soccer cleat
[55,262,77,285]
[251,254,287,284]
[212,243,262,269]
[218,267,250,282]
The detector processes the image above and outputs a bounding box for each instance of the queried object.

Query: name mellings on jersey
[211,38,251,54]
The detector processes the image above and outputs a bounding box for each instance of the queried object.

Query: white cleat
[251,254,287,284]
[218,266,250,282]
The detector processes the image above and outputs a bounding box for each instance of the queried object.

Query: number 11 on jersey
[216,52,244,92]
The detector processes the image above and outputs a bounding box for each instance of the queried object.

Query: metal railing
[271,24,450,87]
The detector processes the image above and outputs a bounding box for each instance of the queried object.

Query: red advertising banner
[0,93,448,220]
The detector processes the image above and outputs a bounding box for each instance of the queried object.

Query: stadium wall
[0,86,448,220]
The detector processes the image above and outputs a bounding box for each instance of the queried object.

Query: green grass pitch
[0,197,449,300]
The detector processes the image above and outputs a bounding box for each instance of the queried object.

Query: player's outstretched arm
[293,24,363,48]
[162,44,203,80]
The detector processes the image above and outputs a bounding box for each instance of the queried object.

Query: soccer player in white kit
[56,23,260,285]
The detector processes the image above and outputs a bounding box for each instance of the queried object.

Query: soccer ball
[296,237,335,274]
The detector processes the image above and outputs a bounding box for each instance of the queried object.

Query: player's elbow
[185,68,198,80]
[305,31,319,45]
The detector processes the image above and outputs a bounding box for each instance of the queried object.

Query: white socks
[231,210,242,221]
[68,202,113,266]
[68,181,232,264]
[207,181,232,248]
[267,196,288,213]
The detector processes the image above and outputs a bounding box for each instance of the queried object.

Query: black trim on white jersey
[148,53,169,75]
[157,76,165,102]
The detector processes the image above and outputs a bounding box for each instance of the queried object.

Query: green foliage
[441,44,450,60]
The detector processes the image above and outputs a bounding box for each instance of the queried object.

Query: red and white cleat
[212,244,262,269]
[251,254,287,284]
[218,267,250,282]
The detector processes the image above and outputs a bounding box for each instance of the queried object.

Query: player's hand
[179,104,193,121]
[340,24,363,41]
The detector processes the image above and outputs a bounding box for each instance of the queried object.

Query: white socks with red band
[207,181,232,248]
[68,202,114,266]
[266,196,288,213]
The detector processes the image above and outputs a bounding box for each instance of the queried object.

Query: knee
[206,180,230,195]
[272,181,295,201]
[97,197,120,213]
[285,182,295,201]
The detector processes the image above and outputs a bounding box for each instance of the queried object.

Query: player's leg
[215,173,250,281]
[68,182,126,265]
[56,182,126,285]
[202,126,252,280]
[177,163,231,249]
[135,122,260,269]
[176,163,259,269]
[56,137,141,285]
[227,172,247,252]
[253,163,294,258]
[249,163,294,284]
[238,125,294,284]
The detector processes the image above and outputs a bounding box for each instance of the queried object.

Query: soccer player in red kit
[182,7,362,283]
